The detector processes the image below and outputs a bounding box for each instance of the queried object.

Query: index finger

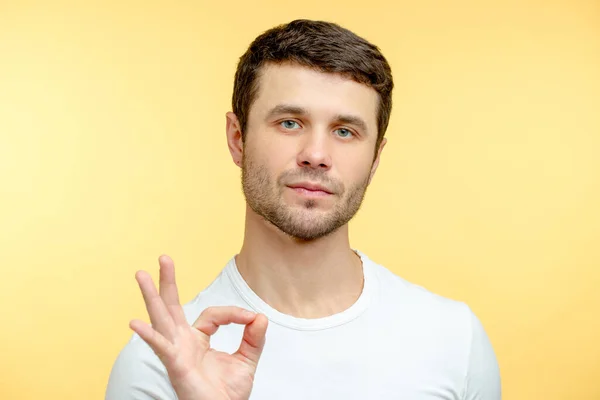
[192,306,257,337]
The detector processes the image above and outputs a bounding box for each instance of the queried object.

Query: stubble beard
[241,153,371,241]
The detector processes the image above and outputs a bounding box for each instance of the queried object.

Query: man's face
[239,63,385,241]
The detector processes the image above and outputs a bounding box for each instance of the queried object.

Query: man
[106,19,501,400]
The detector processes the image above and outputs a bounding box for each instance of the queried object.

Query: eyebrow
[265,104,308,119]
[334,114,368,134]
[265,104,370,134]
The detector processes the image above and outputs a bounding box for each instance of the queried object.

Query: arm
[463,309,502,400]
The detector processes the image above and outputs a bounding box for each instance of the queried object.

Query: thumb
[234,313,268,368]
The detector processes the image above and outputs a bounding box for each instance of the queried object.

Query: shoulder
[362,254,478,353]
[364,254,501,398]
[364,254,473,328]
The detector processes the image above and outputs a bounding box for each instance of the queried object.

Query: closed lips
[288,182,333,194]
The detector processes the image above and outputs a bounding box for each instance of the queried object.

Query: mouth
[287,182,333,197]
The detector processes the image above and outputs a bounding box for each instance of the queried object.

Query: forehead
[250,63,379,127]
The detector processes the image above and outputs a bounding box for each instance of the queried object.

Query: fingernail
[243,310,255,317]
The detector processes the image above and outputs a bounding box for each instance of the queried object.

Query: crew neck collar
[225,250,376,331]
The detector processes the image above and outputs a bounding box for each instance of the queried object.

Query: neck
[235,205,364,319]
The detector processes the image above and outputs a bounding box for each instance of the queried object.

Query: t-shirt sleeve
[105,333,178,400]
[462,308,502,400]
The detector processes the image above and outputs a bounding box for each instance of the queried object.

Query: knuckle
[200,307,216,318]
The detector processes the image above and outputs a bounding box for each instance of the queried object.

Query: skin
[131,62,387,399]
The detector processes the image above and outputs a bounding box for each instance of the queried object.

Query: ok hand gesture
[130,255,268,400]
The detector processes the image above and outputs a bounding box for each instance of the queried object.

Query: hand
[129,255,269,400]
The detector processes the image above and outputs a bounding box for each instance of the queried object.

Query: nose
[296,130,332,171]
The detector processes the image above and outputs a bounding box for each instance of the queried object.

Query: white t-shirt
[106,251,501,399]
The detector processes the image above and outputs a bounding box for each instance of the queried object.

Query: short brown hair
[232,19,394,151]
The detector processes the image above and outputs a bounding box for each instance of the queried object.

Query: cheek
[336,151,374,183]
[258,137,298,170]
[246,142,291,182]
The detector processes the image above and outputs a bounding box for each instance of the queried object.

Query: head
[226,19,394,241]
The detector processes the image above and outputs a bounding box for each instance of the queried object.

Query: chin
[282,215,341,240]
[289,205,331,218]
[283,227,335,242]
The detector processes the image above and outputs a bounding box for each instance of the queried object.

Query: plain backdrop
[1,0,599,399]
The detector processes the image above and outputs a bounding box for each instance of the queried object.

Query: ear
[368,138,387,185]
[226,112,244,168]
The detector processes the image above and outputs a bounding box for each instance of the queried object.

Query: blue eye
[281,120,300,129]
[335,128,353,138]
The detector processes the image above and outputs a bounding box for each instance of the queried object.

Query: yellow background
[1,0,599,399]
